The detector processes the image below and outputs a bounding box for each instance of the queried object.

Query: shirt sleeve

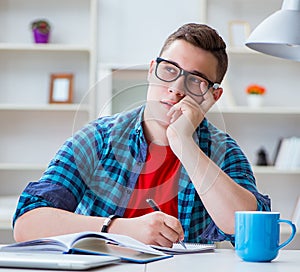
[200,133,271,243]
[13,122,102,227]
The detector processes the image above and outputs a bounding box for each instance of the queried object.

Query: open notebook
[1,232,215,265]
[151,243,216,255]
[0,231,171,264]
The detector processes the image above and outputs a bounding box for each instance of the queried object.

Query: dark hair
[159,23,228,83]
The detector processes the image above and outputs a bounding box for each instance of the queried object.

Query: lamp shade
[245,0,300,61]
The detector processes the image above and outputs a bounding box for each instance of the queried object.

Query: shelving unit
[0,0,97,243]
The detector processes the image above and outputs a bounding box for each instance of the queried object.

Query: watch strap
[101,215,120,233]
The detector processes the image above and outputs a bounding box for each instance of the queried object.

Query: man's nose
[168,75,185,96]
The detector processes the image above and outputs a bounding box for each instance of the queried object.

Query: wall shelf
[209,106,300,115]
[0,163,47,171]
[0,43,91,52]
[0,104,90,112]
[253,166,300,175]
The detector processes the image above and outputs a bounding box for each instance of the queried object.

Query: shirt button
[126,189,132,194]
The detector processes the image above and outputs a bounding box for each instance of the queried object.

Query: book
[0,232,216,262]
[0,231,171,264]
[274,137,300,169]
[292,196,300,228]
[151,243,216,255]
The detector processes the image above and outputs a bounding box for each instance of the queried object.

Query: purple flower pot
[33,29,50,43]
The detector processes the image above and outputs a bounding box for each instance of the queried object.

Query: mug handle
[277,219,296,250]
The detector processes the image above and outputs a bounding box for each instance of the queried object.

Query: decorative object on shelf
[31,19,51,43]
[49,73,74,104]
[228,20,251,48]
[245,0,300,61]
[256,147,269,166]
[246,84,266,108]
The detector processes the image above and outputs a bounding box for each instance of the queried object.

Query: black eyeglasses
[155,57,220,97]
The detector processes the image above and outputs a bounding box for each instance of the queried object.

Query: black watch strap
[101,215,120,233]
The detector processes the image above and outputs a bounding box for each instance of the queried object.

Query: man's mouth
[161,100,176,107]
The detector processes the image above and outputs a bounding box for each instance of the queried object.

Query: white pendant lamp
[245,0,300,61]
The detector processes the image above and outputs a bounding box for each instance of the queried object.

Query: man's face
[145,39,219,127]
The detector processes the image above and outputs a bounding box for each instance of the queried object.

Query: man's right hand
[109,211,184,247]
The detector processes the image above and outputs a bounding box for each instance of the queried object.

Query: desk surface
[104,249,300,272]
[0,249,299,271]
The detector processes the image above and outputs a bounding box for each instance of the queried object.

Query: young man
[13,23,270,246]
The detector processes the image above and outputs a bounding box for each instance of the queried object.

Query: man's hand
[111,212,184,247]
[166,87,216,153]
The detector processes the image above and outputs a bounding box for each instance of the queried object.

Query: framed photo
[228,20,251,47]
[49,73,73,104]
[292,196,300,227]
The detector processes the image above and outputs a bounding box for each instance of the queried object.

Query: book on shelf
[292,196,300,228]
[273,137,300,170]
[0,231,215,263]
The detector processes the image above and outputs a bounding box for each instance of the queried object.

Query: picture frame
[49,73,74,104]
[292,196,300,227]
[228,20,251,47]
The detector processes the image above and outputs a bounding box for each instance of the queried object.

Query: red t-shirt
[124,141,180,218]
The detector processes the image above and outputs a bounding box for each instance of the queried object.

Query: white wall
[97,0,203,65]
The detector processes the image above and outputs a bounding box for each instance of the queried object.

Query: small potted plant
[31,19,51,43]
[246,84,266,108]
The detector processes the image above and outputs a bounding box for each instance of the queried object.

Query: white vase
[247,95,264,108]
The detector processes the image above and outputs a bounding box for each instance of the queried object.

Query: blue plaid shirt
[13,105,270,243]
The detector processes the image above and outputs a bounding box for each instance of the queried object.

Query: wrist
[169,136,195,158]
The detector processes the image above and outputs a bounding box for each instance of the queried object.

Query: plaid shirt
[13,105,270,243]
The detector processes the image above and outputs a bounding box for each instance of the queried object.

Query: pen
[146,198,187,249]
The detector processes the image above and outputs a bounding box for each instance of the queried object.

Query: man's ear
[147,59,156,81]
[212,87,223,101]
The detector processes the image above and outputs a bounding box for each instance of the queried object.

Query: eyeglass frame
[155,57,220,97]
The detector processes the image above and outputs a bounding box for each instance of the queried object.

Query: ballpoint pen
[146,198,187,249]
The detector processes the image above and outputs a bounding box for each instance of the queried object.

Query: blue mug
[235,211,296,262]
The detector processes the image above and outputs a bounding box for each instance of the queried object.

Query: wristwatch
[101,215,120,233]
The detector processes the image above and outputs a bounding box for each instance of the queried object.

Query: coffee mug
[235,211,296,262]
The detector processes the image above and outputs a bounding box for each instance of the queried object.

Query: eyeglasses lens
[156,60,209,96]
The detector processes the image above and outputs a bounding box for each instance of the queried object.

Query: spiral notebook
[151,243,216,255]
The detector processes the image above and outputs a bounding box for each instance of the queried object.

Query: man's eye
[165,65,177,74]
[189,75,201,84]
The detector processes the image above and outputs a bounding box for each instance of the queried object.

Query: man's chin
[145,104,170,124]
[145,113,171,129]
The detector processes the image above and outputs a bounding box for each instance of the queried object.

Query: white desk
[0,249,299,271]
[102,249,300,272]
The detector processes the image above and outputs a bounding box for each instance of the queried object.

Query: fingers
[200,88,215,113]
[169,89,215,123]
[167,104,182,123]
[163,213,184,242]
[142,212,184,247]
[119,212,185,248]
[167,96,200,123]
